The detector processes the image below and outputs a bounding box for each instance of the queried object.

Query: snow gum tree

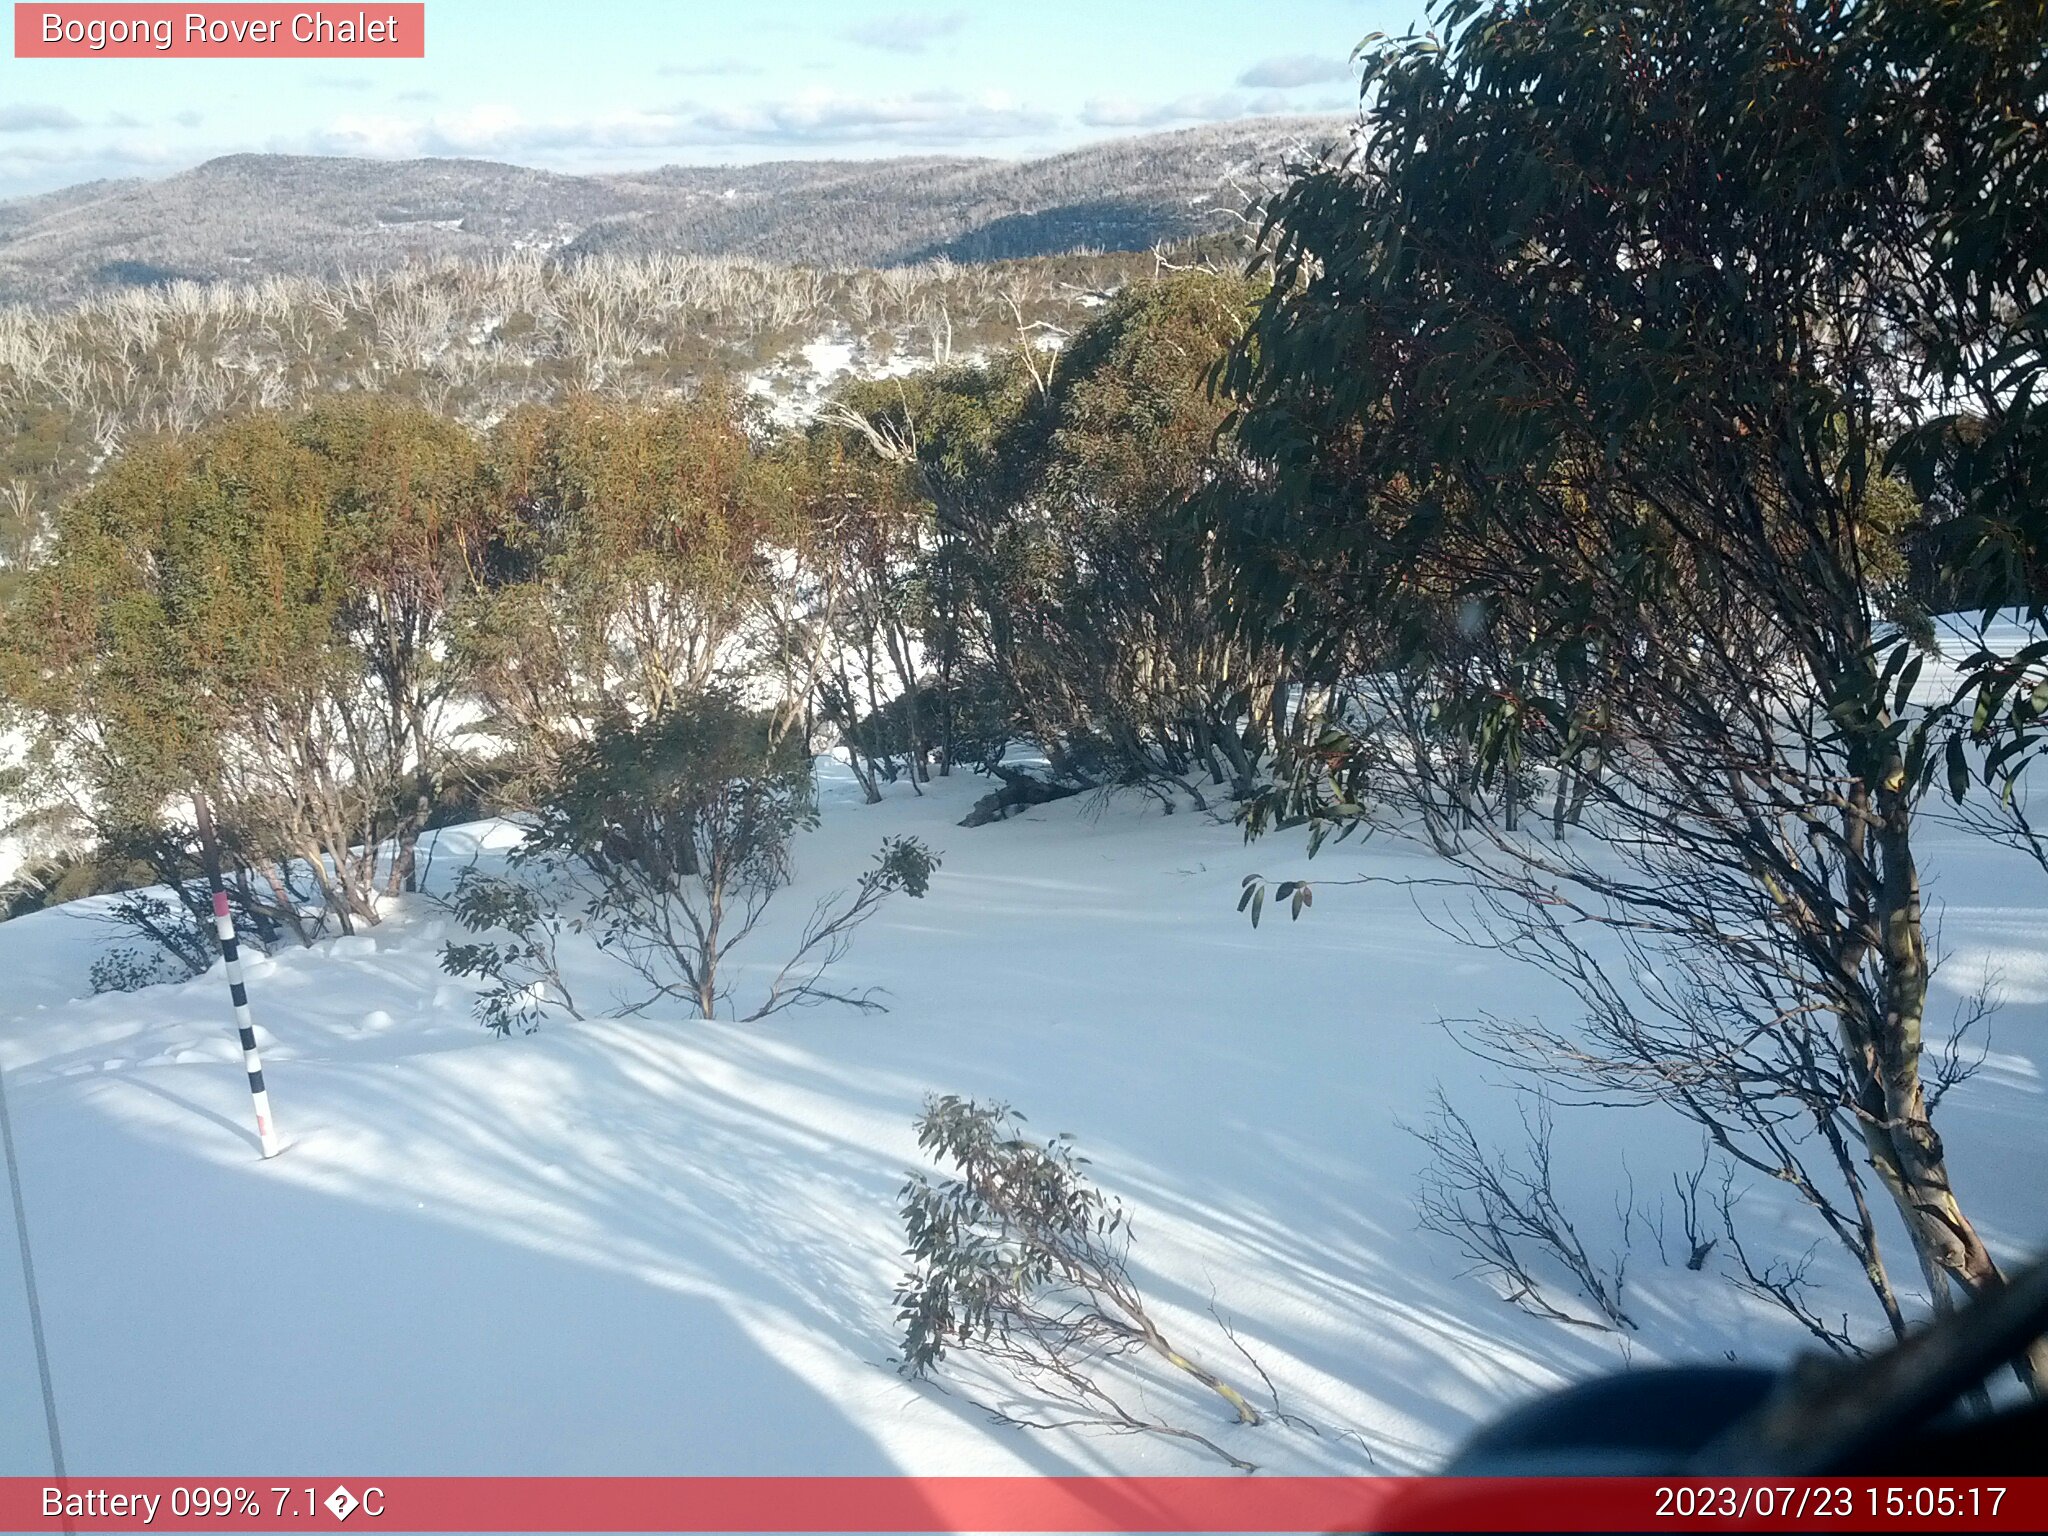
[1221,0,2048,1378]
[770,428,940,802]
[821,273,1291,801]
[1006,271,1282,798]
[809,360,1038,783]
[459,389,783,793]
[521,691,937,1022]
[2,398,483,944]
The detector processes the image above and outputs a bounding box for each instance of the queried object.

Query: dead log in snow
[958,767,1087,827]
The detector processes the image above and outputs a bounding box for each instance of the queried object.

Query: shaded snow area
[2,761,2045,1477]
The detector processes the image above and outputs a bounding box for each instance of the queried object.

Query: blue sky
[0,2,1422,200]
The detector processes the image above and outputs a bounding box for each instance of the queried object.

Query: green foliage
[6,419,332,805]
[3,397,486,931]
[884,271,1284,791]
[870,835,939,901]
[502,693,934,1022]
[895,1095,1127,1376]
[894,1093,1267,1467]
[462,390,782,786]
[438,866,583,1036]
[1217,0,2048,1342]
[1225,0,2048,795]
[1236,873,1314,930]
[101,885,216,979]
[88,943,197,996]
[528,692,815,895]
[808,275,1293,798]
[521,693,818,1019]
[1,843,153,919]
[842,673,1013,777]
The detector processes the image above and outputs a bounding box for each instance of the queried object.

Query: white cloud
[1237,55,1353,89]
[0,139,164,165]
[843,10,966,54]
[313,104,529,158]
[306,91,1056,161]
[0,105,84,134]
[1246,89,1358,117]
[0,138,179,197]
[1079,93,1249,130]
[687,90,1052,145]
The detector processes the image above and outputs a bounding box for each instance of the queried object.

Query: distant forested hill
[0,117,1348,306]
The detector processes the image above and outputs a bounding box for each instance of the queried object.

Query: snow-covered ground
[744,334,987,429]
[0,761,2043,1478]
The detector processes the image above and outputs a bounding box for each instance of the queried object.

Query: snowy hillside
[2,762,2043,1477]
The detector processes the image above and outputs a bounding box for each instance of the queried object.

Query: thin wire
[0,1058,67,1483]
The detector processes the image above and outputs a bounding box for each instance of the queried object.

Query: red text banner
[13,5,424,58]
[0,1477,2043,1532]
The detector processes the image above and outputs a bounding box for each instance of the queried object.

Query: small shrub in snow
[750,834,939,1020]
[1409,1090,1634,1332]
[438,866,584,1036]
[89,942,198,995]
[526,694,813,1020]
[895,1095,1265,1471]
[101,884,218,978]
[95,887,215,986]
[839,672,1014,787]
[529,695,937,1021]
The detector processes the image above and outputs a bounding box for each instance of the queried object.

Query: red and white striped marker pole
[193,793,282,1159]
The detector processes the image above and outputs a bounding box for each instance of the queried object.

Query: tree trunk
[1564,748,1598,826]
[1852,768,2047,1391]
[959,767,1085,827]
[1212,711,1256,800]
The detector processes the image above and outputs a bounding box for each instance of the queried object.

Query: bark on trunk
[1848,767,2047,1391]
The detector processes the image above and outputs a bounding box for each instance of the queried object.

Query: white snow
[743,334,979,429]
[0,728,50,891]
[800,340,857,381]
[0,760,2043,1477]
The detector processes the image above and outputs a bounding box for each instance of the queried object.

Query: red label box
[13,4,425,57]
[1,1477,2045,1532]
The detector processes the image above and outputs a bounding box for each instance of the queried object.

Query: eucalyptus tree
[828,273,1280,795]
[818,359,1038,778]
[1223,0,2048,1369]
[460,389,782,792]
[1017,270,1279,796]
[3,398,484,942]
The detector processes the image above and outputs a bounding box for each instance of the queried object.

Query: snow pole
[193,792,282,1159]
